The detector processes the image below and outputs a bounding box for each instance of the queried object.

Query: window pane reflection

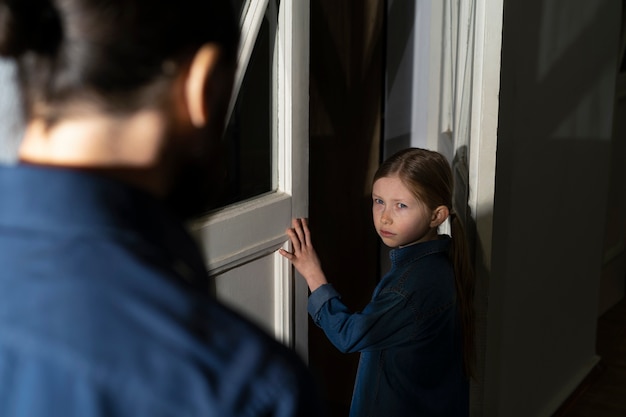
[214,9,273,209]
[231,0,249,18]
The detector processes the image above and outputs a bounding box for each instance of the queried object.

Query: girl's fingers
[278,248,293,260]
[292,218,306,245]
[301,218,312,246]
[284,218,312,258]
[286,228,301,252]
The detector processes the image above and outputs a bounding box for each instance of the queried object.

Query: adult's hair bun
[0,1,23,57]
[0,0,62,58]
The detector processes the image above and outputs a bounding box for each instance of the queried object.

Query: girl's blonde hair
[373,147,476,378]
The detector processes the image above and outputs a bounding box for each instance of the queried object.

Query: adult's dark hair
[0,0,239,123]
[373,147,477,378]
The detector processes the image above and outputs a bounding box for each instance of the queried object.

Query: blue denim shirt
[308,237,468,416]
[0,164,321,417]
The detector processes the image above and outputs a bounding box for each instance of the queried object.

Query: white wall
[484,1,622,416]
[0,59,23,163]
[384,0,442,156]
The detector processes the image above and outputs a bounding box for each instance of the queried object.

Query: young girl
[279,147,475,417]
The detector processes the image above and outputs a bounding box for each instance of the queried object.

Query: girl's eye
[374,198,384,205]
[397,203,407,209]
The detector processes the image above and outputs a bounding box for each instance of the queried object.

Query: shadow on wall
[0,59,24,163]
[452,145,492,416]
[482,0,620,415]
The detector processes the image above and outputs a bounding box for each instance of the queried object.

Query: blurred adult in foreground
[0,1,321,416]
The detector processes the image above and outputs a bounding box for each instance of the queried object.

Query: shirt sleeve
[307,283,420,353]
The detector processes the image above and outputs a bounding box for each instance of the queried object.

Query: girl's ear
[184,43,223,128]
[430,205,450,228]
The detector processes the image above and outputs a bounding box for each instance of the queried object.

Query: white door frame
[191,0,310,355]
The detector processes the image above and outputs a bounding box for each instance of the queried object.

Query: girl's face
[372,176,438,248]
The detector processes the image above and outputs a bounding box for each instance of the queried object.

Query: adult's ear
[184,43,223,128]
[430,205,450,228]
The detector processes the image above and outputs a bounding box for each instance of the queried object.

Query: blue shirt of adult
[308,237,469,417]
[0,164,321,417]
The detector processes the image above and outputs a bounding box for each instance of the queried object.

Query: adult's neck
[18,111,171,197]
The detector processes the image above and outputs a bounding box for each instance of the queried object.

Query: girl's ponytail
[449,212,476,379]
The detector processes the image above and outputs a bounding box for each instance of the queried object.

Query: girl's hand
[278,218,328,292]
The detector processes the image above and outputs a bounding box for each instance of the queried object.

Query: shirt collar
[389,235,451,268]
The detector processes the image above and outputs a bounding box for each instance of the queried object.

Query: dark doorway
[309,1,386,415]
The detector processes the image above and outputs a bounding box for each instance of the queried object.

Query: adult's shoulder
[196,298,323,416]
